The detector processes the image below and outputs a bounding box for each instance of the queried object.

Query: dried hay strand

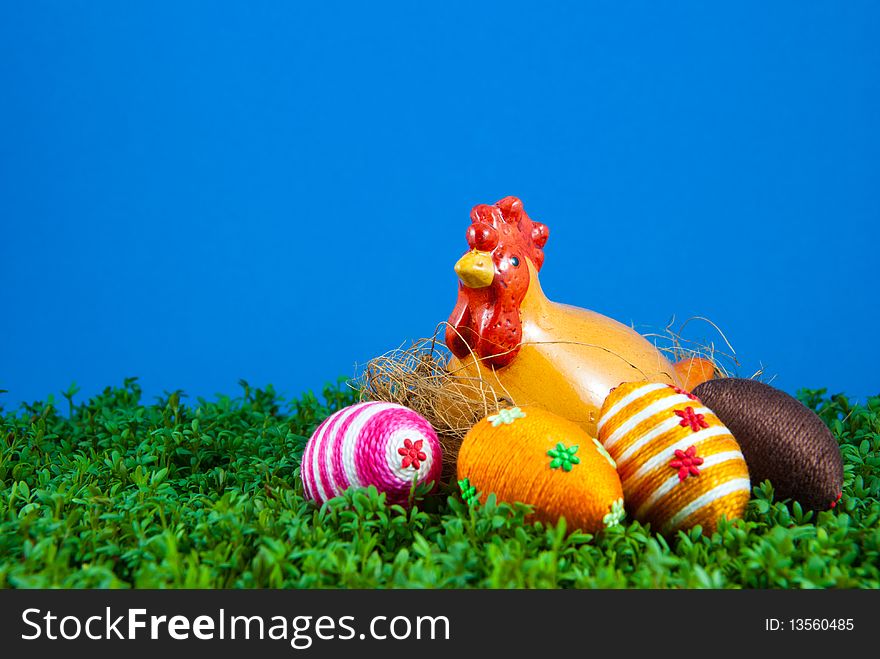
[642,315,771,383]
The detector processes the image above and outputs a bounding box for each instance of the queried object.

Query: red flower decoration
[670,445,704,481]
[398,438,427,469]
[669,384,699,401]
[829,491,843,509]
[675,406,708,432]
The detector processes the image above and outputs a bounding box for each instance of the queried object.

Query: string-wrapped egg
[301,402,443,507]
[693,378,843,511]
[598,382,750,534]
[456,406,624,533]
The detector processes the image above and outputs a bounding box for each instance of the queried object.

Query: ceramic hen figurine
[445,196,701,436]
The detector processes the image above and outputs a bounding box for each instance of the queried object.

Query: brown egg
[693,378,844,511]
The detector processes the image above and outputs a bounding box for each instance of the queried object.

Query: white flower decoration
[603,498,626,528]
[488,407,526,427]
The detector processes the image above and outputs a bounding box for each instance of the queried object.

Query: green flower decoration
[458,478,478,506]
[488,407,526,427]
[592,438,616,469]
[547,442,580,472]
[603,498,625,528]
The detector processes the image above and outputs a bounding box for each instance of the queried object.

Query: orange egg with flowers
[456,406,624,533]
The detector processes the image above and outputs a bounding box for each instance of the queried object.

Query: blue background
[2,1,878,409]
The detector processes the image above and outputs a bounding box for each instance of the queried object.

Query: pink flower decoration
[669,384,699,401]
[398,438,427,469]
[670,445,704,482]
[675,406,709,432]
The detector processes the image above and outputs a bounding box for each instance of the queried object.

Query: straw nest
[356,317,757,483]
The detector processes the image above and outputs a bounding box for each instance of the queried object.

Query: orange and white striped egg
[598,382,750,535]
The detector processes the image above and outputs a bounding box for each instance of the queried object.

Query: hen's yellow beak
[454,250,495,289]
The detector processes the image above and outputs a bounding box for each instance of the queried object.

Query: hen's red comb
[467,196,549,270]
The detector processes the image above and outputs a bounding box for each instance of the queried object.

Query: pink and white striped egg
[301,401,443,506]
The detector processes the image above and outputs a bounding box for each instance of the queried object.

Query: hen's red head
[445,196,549,368]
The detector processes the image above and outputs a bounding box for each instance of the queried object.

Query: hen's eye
[510,256,520,267]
